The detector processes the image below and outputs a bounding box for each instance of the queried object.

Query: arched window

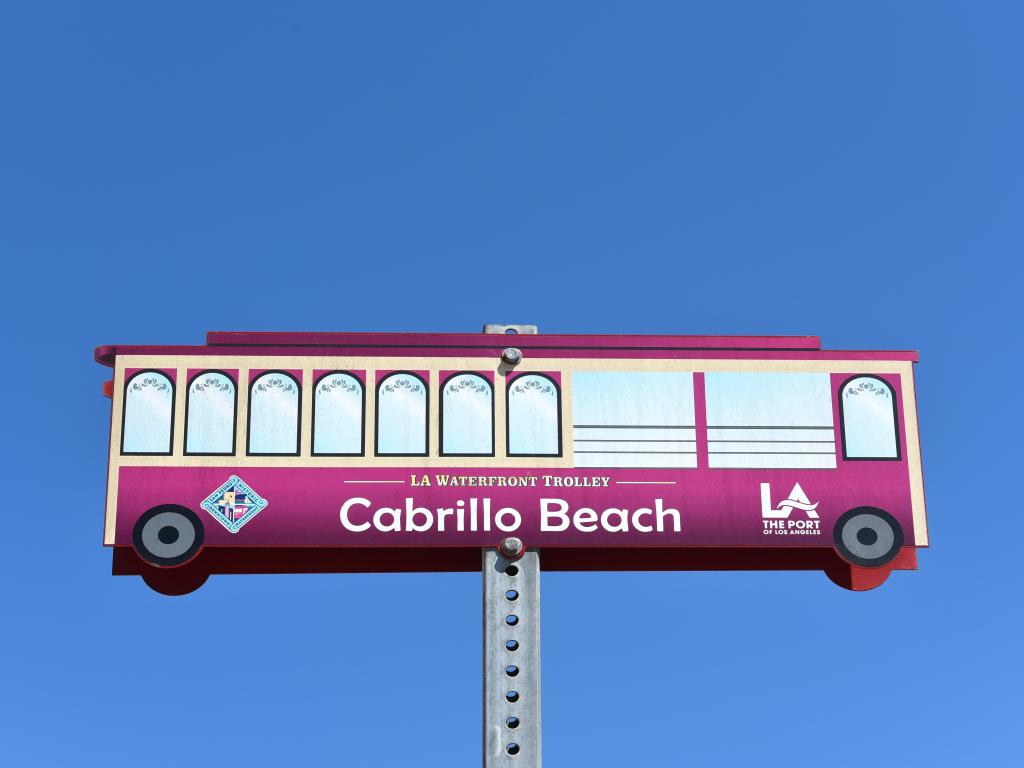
[441,373,493,455]
[313,372,364,455]
[186,371,237,455]
[248,371,300,455]
[376,372,428,455]
[122,371,174,454]
[507,373,561,456]
[840,376,900,460]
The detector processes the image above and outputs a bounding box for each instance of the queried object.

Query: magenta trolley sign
[96,327,927,595]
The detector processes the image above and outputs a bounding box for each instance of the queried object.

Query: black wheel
[133,505,204,567]
[833,507,903,568]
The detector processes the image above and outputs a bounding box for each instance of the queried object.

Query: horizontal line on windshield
[709,451,835,455]
[574,439,696,443]
[574,450,697,455]
[708,439,834,444]
[707,425,833,430]
[574,424,696,429]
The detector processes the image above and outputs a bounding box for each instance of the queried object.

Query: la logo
[760,482,819,520]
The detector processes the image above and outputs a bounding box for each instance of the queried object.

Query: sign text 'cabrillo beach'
[340,495,682,535]
[341,473,680,535]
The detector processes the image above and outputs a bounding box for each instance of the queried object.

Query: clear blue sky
[1,3,1020,765]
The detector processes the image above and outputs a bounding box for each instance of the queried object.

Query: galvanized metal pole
[483,546,541,767]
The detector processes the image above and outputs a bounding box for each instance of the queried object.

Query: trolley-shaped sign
[95,329,926,595]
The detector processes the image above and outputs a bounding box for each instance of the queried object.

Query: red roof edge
[95,345,117,367]
[96,336,920,364]
[205,330,823,351]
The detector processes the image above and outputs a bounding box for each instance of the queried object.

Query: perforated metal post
[483,547,541,767]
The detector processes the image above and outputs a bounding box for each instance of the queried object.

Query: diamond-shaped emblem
[201,475,269,533]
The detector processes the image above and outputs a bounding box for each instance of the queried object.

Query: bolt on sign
[95,327,927,595]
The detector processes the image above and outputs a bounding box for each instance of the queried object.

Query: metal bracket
[482,324,539,335]
[483,548,541,767]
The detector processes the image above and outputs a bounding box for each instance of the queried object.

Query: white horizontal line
[614,481,677,485]
[343,480,406,484]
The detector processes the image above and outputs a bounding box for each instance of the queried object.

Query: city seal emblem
[201,475,269,533]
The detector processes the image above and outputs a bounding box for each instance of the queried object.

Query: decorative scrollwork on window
[383,376,423,394]
[319,376,359,394]
[193,376,232,393]
[846,380,890,398]
[130,376,170,393]
[447,377,489,395]
[511,378,554,396]
[256,376,295,394]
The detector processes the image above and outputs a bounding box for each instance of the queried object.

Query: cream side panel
[365,371,376,455]
[236,368,250,455]
[494,371,507,458]
[103,363,126,545]
[300,366,313,458]
[428,369,439,458]
[899,363,928,546]
[172,367,187,455]
[559,371,573,459]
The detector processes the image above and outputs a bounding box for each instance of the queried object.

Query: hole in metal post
[505,690,519,703]
[505,640,519,651]
[506,743,521,755]
[506,716,520,729]
[505,665,519,677]
[505,565,519,577]
[505,589,519,601]
[505,615,519,626]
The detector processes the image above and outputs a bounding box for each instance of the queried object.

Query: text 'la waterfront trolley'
[95,328,927,594]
